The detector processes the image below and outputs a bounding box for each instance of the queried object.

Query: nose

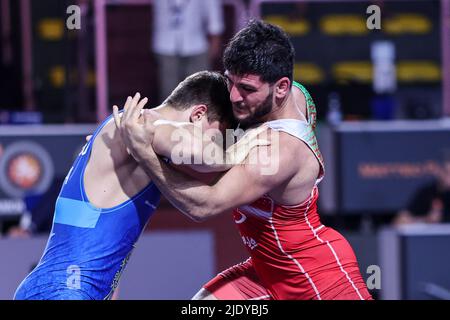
[229,85,243,103]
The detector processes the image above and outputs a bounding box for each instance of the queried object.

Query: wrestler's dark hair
[223,19,295,85]
[164,71,235,125]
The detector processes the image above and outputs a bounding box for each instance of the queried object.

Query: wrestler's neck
[261,90,304,122]
[145,103,187,122]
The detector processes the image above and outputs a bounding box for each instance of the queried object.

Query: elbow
[185,199,220,223]
[185,207,210,223]
[188,214,208,223]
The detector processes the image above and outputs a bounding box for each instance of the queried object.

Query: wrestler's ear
[274,77,290,99]
[189,104,208,123]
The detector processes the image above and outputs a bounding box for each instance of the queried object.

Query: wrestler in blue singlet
[14,114,160,300]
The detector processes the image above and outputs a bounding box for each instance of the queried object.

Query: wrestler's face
[224,71,275,128]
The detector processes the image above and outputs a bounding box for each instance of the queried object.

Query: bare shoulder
[267,129,306,155]
[256,130,319,204]
[276,131,313,169]
[92,117,119,148]
[262,129,318,173]
[280,130,320,183]
[88,117,130,172]
[241,130,302,184]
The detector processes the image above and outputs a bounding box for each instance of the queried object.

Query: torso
[14,114,161,300]
[260,82,323,206]
[266,132,320,205]
[231,83,371,300]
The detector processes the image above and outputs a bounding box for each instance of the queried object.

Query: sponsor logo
[242,236,258,250]
[233,211,247,224]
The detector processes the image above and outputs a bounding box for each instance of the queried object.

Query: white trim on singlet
[265,119,324,184]
[239,203,273,220]
[313,225,325,233]
[269,196,322,300]
[302,189,365,300]
[249,295,271,300]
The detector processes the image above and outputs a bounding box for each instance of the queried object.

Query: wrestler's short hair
[223,19,295,85]
[164,71,235,125]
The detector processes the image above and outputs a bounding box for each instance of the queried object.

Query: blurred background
[0,0,450,300]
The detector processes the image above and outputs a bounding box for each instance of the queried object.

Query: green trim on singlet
[293,81,318,130]
[292,81,325,178]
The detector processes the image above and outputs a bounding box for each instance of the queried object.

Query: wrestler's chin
[233,110,250,122]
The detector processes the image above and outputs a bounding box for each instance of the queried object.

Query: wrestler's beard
[236,91,273,129]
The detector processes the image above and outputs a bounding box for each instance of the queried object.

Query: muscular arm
[151,120,228,172]
[151,120,269,173]
[111,93,269,175]
[113,93,288,221]
[134,134,296,222]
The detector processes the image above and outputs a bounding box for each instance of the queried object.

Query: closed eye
[240,85,257,93]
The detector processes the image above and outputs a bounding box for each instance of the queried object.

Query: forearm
[151,121,187,159]
[137,150,220,221]
[152,121,230,173]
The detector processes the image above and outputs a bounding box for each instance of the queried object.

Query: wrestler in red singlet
[204,83,373,300]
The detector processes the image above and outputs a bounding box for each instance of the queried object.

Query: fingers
[122,93,138,122]
[143,110,152,126]
[85,135,93,142]
[123,93,151,124]
[136,97,149,117]
[123,96,133,118]
[112,105,121,129]
[128,92,142,121]
[119,93,150,126]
